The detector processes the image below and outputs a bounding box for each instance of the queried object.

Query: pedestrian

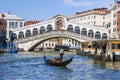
[112,51,116,61]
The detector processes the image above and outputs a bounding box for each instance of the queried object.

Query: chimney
[8,11,11,14]
[1,13,5,19]
[114,0,117,6]
[109,4,113,10]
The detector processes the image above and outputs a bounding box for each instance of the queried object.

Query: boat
[44,56,73,66]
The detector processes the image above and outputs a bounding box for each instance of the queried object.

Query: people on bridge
[60,47,64,60]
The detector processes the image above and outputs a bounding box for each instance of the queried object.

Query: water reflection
[105,62,120,70]
[91,59,120,70]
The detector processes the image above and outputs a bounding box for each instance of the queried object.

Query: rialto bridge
[11,15,108,51]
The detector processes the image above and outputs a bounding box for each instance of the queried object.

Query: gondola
[44,56,73,66]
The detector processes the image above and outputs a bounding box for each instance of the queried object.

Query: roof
[0,13,24,20]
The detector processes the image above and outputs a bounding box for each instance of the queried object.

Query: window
[103,22,105,26]
[94,21,96,26]
[114,19,116,25]
[103,16,105,19]
[15,22,17,28]
[108,30,111,34]
[87,16,90,19]
[91,16,93,19]
[52,43,54,46]
[46,43,47,46]
[9,22,12,28]
[49,43,51,47]
[20,22,22,27]
[113,28,116,32]
[12,22,14,28]
[108,23,111,27]
[113,14,116,18]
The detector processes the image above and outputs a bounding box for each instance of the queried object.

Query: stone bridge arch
[15,30,98,51]
[28,36,84,51]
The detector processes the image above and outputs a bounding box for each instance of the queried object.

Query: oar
[44,51,46,58]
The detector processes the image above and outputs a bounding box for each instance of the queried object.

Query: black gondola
[44,56,73,66]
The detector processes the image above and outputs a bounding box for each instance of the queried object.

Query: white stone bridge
[11,15,108,51]
[14,30,104,51]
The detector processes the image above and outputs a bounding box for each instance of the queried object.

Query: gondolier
[60,47,64,60]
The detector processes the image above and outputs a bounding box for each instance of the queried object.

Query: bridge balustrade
[14,30,104,44]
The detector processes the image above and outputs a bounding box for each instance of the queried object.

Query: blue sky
[0,0,114,21]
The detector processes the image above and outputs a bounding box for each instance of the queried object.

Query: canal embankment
[76,49,120,62]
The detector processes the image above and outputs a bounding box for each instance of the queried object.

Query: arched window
[40,26,45,34]
[12,33,17,40]
[33,28,38,36]
[18,31,24,39]
[47,25,52,32]
[67,25,73,32]
[88,29,94,37]
[25,30,31,37]
[102,33,108,39]
[95,31,101,39]
[81,28,87,35]
[74,26,80,34]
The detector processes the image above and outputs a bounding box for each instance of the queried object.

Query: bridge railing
[14,30,102,44]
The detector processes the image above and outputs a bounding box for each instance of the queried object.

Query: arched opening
[95,31,101,39]
[18,31,24,39]
[81,28,87,35]
[12,33,17,40]
[55,19,64,30]
[74,26,80,34]
[67,25,73,32]
[88,29,94,37]
[102,33,108,39]
[25,30,31,37]
[40,26,45,34]
[33,28,38,36]
[47,25,53,32]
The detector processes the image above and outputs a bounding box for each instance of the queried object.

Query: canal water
[0,51,120,80]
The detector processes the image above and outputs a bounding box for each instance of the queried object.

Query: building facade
[0,13,25,39]
[0,14,7,51]
[69,8,108,27]
[105,0,120,39]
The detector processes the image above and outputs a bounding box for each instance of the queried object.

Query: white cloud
[64,0,97,7]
